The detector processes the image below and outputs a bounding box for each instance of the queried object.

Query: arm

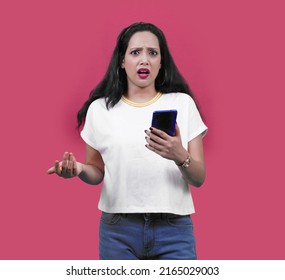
[78,144,105,185]
[47,144,105,185]
[175,134,205,187]
[145,125,206,187]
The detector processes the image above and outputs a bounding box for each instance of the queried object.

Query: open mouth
[137,68,150,79]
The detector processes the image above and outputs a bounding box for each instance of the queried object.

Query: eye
[149,50,158,56]
[130,50,140,55]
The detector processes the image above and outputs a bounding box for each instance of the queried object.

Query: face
[121,31,161,92]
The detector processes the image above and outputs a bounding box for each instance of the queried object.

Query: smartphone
[151,110,177,136]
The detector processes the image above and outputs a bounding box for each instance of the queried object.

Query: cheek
[154,62,161,73]
[122,59,136,70]
[154,58,161,69]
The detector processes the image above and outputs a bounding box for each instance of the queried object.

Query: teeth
[138,70,149,74]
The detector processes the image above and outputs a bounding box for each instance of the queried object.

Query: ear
[121,59,125,69]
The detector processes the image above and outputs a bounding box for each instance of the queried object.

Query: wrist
[175,153,191,168]
[77,162,84,176]
[174,149,189,165]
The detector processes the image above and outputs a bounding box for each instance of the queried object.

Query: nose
[140,53,149,65]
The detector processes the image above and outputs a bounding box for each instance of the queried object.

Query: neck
[125,88,158,103]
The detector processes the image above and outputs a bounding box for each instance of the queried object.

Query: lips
[137,68,150,79]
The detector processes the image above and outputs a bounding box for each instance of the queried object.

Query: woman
[47,22,207,260]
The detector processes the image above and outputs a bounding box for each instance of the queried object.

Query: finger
[145,136,164,152]
[55,160,62,174]
[144,129,150,136]
[47,166,55,174]
[145,142,163,155]
[145,135,157,146]
[148,131,167,146]
[67,153,74,176]
[150,127,168,140]
[61,152,69,174]
[70,153,76,162]
[70,153,77,176]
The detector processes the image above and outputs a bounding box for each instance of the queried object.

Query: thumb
[47,166,55,175]
[174,123,181,137]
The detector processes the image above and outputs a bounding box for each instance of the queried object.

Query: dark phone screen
[151,110,177,136]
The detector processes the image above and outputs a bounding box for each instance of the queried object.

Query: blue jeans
[99,212,197,260]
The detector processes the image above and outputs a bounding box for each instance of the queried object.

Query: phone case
[151,110,177,136]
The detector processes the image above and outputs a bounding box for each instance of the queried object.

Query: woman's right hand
[47,152,83,179]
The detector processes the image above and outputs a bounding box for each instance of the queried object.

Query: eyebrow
[129,47,159,51]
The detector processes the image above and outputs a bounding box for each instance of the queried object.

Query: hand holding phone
[151,110,177,136]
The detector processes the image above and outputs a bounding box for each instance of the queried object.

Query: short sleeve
[186,96,208,142]
[80,103,98,149]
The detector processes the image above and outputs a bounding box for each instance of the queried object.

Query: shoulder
[84,98,109,121]
[88,97,107,111]
[162,92,195,106]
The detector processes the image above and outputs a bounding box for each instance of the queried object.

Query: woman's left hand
[145,124,188,164]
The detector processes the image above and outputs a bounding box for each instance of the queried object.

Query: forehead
[127,31,159,48]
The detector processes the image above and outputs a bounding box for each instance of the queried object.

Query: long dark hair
[77,22,196,129]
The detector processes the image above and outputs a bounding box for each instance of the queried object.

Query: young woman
[47,22,207,260]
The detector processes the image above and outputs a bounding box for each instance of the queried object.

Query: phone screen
[151,110,177,136]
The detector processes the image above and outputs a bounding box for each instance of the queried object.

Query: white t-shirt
[81,92,207,215]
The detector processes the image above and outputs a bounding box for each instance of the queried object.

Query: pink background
[1,0,284,259]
